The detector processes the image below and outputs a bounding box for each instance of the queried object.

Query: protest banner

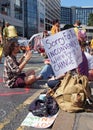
[34,35,44,51]
[42,28,82,77]
[21,112,58,128]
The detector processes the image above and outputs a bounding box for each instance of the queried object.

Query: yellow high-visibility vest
[90,39,93,49]
[7,25,18,38]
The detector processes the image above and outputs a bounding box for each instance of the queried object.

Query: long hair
[3,38,18,57]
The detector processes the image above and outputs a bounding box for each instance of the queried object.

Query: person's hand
[44,59,50,64]
[24,51,32,62]
[48,76,55,81]
[23,51,27,57]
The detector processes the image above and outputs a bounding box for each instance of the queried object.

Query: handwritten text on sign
[21,112,58,128]
[42,28,82,77]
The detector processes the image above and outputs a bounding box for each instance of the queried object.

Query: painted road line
[0,89,44,130]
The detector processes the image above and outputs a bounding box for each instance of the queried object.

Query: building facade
[0,0,39,38]
[37,0,45,32]
[61,6,93,25]
[61,6,93,40]
[23,0,38,38]
[61,6,72,24]
[0,0,23,37]
[75,7,93,25]
[42,0,61,31]
[0,0,61,38]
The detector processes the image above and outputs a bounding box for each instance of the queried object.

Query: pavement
[0,52,93,130]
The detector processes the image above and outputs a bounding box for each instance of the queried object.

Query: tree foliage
[88,13,93,26]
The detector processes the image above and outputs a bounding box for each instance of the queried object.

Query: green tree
[88,13,93,26]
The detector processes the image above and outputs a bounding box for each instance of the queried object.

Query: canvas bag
[51,72,91,112]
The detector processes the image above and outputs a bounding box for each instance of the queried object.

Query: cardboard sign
[42,28,82,77]
[21,112,58,128]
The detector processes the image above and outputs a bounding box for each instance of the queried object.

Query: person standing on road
[0,26,3,63]
[51,19,60,35]
[3,38,36,88]
[74,20,81,28]
[3,22,18,42]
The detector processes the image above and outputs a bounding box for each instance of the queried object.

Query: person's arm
[18,51,32,71]
[55,74,65,80]
[18,52,26,64]
[48,74,65,81]
[18,59,28,71]
[0,33,3,44]
[5,54,31,76]
[55,26,60,33]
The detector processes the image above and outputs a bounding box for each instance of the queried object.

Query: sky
[61,0,93,7]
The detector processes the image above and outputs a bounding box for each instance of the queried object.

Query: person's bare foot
[36,75,43,80]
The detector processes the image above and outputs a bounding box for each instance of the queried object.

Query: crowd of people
[0,19,93,89]
[37,19,93,88]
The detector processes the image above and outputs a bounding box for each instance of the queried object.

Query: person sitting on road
[36,59,55,80]
[81,43,93,81]
[0,26,3,64]
[3,38,36,88]
[37,24,88,89]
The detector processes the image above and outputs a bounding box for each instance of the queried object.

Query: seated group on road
[37,20,93,88]
[2,20,93,89]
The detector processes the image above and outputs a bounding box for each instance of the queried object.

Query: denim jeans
[47,79,60,89]
[39,64,55,79]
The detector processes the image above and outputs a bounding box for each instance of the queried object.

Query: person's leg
[36,64,55,80]
[0,56,2,63]
[88,70,93,81]
[23,70,36,85]
[13,73,36,88]
[25,70,35,76]
[25,75,36,85]
[13,76,26,88]
[0,48,3,63]
[47,79,60,89]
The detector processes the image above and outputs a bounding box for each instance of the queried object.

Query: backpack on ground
[50,72,91,112]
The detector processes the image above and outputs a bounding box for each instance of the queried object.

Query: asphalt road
[0,52,51,130]
[1,52,93,130]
